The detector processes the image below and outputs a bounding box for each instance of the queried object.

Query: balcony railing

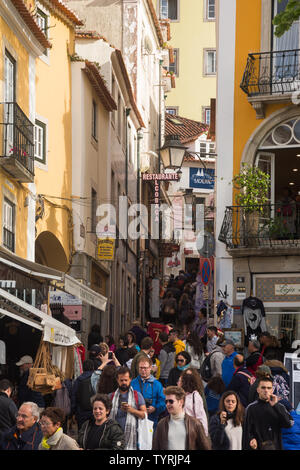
[219,203,300,250]
[240,49,300,97]
[0,102,35,182]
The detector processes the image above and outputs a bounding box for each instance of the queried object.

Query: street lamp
[184,188,195,205]
[160,134,188,170]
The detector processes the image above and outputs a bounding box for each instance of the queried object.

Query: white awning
[63,274,107,312]
[0,288,80,346]
[0,246,108,312]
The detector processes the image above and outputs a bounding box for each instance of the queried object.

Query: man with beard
[109,367,147,450]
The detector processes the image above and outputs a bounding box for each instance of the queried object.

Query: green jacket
[78,418,125,450]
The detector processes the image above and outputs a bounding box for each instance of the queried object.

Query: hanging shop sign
[64,275,107,311]
[159,242,180,257]
[97,238,115,261]
[142,173,180,181]
[49,290,82,322]
[189,168,215,190]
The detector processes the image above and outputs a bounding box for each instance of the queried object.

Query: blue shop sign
[189,167,215,189]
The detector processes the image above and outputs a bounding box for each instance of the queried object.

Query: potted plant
[232,164,271,245]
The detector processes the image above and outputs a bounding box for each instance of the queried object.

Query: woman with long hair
[126,331,140,352]
[97,364,119,395]
[209,390,244,450]
[184,330,205,371]
[105,335,116,353]
[177,367,208,436]
[204,374,226,417]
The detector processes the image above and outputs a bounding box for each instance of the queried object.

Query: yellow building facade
[155,0,216,122]
[0,1,82,272]
[216,0,300,350]
[33,0,82,272]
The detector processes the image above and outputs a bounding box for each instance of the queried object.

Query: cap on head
[89,345,102,355]
[257,365,273,377]
[16,355,33,366]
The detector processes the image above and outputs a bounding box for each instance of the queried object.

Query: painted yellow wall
[34,10,74,267]
[163,0,216,121]
[0,18,30,258]
[233,0,288,179]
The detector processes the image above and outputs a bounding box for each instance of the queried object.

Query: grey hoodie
[159,342,176,379]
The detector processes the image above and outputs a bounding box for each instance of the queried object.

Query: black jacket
[17,370,45,408]
[1,422,43,450]
[0,392,18,434]
[209,413,231,450]
[242,399,293,450]
[78,418,125,450]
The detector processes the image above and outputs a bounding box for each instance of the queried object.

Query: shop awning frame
[0,288,80,346]
[0,246,108,311]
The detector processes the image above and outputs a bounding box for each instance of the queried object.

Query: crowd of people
[0,270,299,450]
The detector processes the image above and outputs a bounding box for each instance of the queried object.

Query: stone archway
[35,231,69,272]
[241,105,300,167]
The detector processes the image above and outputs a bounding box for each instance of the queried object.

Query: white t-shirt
[225,419,242,450]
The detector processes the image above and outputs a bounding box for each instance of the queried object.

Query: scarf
[41,427,63,450]
[177,364,189,372]
[110,387,137,450]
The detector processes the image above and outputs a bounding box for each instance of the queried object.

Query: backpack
[76,376,94,411]
[200,350,218,382]
[53,383,71,416]
[237,370,256,386]
[273,375,290,400]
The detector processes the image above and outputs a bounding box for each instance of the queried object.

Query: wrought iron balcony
[240,50,300,118]
[241,49,300,96]
[0,102,35,182]
[219,203,300,252]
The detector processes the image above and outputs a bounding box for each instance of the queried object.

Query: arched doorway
[240,107,300,238]
[35,231,69,272]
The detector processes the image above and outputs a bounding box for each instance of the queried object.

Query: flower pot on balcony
[244,210,260,246]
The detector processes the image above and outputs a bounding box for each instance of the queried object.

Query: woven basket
[27,341,57,394]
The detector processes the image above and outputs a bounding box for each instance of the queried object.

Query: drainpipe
[125,108,131,263]
[136,128,143,320]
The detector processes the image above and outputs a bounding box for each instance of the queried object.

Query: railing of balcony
[218,203,300,249]
[0,102,35,176]
[240,49,300,97]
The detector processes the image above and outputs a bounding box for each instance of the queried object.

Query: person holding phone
[242,377,294,450]
[209,391,244,450]
[91,348,121,393]
[109,367,146,450]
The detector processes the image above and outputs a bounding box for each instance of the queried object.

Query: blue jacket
[282,411,300,450]
[222,352,238,387]
[1,422,42,450]
[131,375,166,428]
